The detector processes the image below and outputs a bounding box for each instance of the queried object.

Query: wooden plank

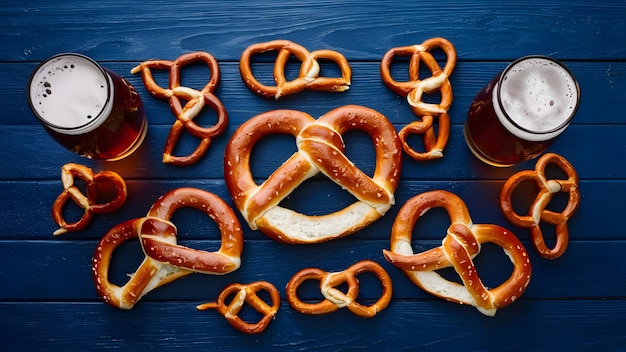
[0,239,623,300]
[2,301,626,351]
[0,178,616,241]
[0,124,622,180]
[6,61,626,126]
[3,1,625,61]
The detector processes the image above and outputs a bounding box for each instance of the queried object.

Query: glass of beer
[28,53,147,161]
[464,56,580,167]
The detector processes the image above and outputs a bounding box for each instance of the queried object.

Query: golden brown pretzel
[380,37,456,161]
[91,188,243,309]
[383,190,531,316]
[131,52,228,165]
[397,113,450,161]
[51,163,127,236]
[91,219,189,310]
[239,40,351,99]
[197,281,281,334]
[224,105,402,244]
[500,153,580,259]
[285,260,392,318]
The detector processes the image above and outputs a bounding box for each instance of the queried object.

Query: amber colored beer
[28,53,147,160]
[464,56,579,167]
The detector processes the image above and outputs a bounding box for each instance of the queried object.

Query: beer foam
[498,57,578,136]
[29,54,113,133]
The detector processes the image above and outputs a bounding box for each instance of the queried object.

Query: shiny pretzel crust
[500,153,580,259]
[224,105,401,244]
[51,163,127,235]
[239,39,351,99]
[380,37,457,161]
[197,281,281,334]
[91,188,243,310]
[285,260,393,318]
[131,52,228,165]
[383,190,531,316]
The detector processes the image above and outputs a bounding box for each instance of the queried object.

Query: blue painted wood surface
[2,1,626,351]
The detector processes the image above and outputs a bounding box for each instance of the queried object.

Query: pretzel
[380,37,456,161]
[224,105,402,244]
[383,190,531,316]
[131,52,228,165]
[500,153,580,259]
[286,260,392,318]
[51,163,127,236]
[197,281,280,334]
[239,40,351,99]
[92,188,243,310]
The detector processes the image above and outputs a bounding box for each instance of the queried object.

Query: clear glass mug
[28,53,147,161]
[464,56,580,167]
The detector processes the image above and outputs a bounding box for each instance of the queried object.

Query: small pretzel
[131,52,228,165]
[51,163,127,236]
[197,281,280,334]
[224,105,402,244]
[380,37,456,161]
[500,153,580,259]
[286,260,392,318]
[383,190,531,316]
[91,188,243,310]
[239,40,351,99]
[397,113,450,161]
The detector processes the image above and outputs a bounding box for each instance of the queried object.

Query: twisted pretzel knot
[197,281,281,334]
[286,260,393,318]
[131,52,228,165]
[51,163,127,236]
[91,188,243,310]
[383,190,531,316]
[239,40,351,99]
[380,37,457,161]
[500,153,580,259]
[224,105,402,244]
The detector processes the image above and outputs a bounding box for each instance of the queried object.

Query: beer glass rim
[495,55,580,136]
[27,52,113,132]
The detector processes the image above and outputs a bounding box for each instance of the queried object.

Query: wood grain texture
[4,61,626,126]
[0,300,626,351]
[0,178,616,240]
[3,1,625,61]
[2,301,625,351]
[0,125,622,180]
[2,1,626,351]
[1,239,624,301]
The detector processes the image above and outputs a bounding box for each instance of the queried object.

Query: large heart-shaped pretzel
[131,52,228,165]
[380,37,456,161]
[51,163,127,236]
[500,153,580,259]
[197,281,281,334]
[383,190,531,316]
[91,188,243,310]
[239,40,351,99]
[224,105,402,244]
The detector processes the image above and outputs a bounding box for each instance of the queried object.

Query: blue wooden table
[2,1,626,351]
